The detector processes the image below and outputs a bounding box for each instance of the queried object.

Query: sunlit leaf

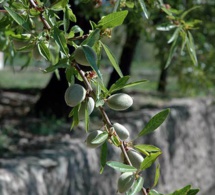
[109,76,130,94]
[140,152,162,170]
[134,144,161,156]
[97,10,128,29]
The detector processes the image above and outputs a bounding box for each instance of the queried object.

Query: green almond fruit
[64,84,86,107]
[78,97,95,120]
[74,46,96,66]
[117,172,135,193]
[127,149,144,169]
[86,130,108,148]
[113,123,130,140]
[107,93,133,111]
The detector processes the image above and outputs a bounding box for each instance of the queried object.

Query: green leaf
[91,131,108,144]
[165,36,178,69]
[169,185,191,195]
[38,42,51,61]
[51,0,68,11]
[42,58,69,73]
[109,76,130,94]
[122,79,148,90]
[127,177,144,195]
[82,45,103,80]
[97,10,128,29]
[187,189,200,195]
[138,109,170,137]
[69,104,81,130]
[186,31,198,66]
[149,189,163,195]
[134,144,161,156]
[84,101,90,132]
[180,6,200,19]
[110,135,121,147]
[4,6,30,30]
[153,163,160,187]
[106,161,137,172]
[100,142,108,174]
[71,25,84,36]
[81,29,101,47]
[53,26,69,56]
[101,43,123,78]
[168,27,180,44]
[140,152,162,170]
[137,0,149,19]
[67,5,76,22]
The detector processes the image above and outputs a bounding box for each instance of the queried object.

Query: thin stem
[29,0,51,30]
[74,63,148,195]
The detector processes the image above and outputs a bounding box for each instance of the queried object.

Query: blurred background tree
[0,0,214,117]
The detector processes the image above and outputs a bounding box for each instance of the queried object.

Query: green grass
[0,68,51,89]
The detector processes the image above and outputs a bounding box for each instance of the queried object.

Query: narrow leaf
[165,35,178,69]
[109,76,130,94]
[53,26,69,56]
[170,185,191,195]
[128,177,144,195]
[102,43,123,78]
[4,6,30,30]
[97,10,128,29]
[38,42,51,61]
[100,142,108,174]
[168,27,180,44]
[106,161,137,172]
[181,6,200,19]
[82,45,103,80]
[140,152,162,170]
[138,109,170,137]
[187,31,198,65]
[149,189,163,195]
[187,189,200,195]
[42,58,69,73]
[91,132,108,144]
[84,102,90,132]
[81,29,101,47]
[122,79,148,90]
[153,163,160,187]
[134,144,161,156]
[137,0,149,19]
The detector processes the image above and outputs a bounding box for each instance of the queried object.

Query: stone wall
[0,98,214,195]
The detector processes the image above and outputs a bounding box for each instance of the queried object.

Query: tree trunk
[107,24,140,89]
[157,67,168,93]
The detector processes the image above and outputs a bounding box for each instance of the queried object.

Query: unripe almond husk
[107,93,133,111]
[78,97,95,120]
[117,172,135,193]
[127,149,144,169]
[86,130,107,148]
[64,84,86,107]
[113,123,130,140]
